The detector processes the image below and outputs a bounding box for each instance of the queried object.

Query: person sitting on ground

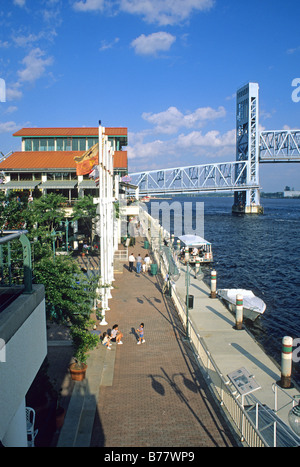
[101,332,112,350]
[111,324,123,344]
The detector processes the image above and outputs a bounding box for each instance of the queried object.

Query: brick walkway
[89,239,237,447]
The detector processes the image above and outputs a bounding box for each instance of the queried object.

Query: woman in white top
[143,254,151,273]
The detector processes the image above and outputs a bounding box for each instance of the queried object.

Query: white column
[2,398,28,447]
[98,125,107,325]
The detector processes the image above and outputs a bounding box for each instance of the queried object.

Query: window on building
[32,139,39,151]
[87,138,97,148]
[79,138,86,150]
[47,139,55,151]
[20,173,33,181]
[25,139,32,151]
[56,138,64,151]
[72,138,79,151]
[40,139,47,151]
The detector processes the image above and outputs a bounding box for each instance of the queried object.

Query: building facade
[0,127,128,202]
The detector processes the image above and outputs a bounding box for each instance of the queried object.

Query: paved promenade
[53,238,238,447]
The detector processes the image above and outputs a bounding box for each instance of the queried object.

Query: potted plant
[69,325,99,381]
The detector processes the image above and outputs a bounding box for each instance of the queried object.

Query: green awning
[40,180,77,189]
[78,180,97,189]
[3,181,41,189]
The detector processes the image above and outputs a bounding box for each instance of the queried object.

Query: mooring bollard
[210,270,217,298]
[280,336,293,388]
[235,294,243,330]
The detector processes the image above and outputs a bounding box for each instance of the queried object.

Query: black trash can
[186,295,194,309]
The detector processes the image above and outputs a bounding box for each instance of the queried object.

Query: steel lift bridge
[129,83,300,214]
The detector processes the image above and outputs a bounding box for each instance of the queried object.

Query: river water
[147,196,300,386]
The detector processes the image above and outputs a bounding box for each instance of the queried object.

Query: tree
[34,255,98,326]
[30,192,67,233]
[0,191,28,230]
[72,195,98,242]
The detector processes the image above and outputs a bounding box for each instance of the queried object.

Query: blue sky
[0,0,299,191]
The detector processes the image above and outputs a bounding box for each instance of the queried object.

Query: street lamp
[184,258,203,340]
[60,219,72,252]
[288,397,300,437]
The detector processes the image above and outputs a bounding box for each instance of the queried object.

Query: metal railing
[139,207,300,447]
[0,230,32,294]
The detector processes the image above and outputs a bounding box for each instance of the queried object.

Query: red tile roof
[13,127,127,137]
[114,151,128,168]
[0,150,128,170]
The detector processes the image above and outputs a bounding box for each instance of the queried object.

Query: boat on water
[178,234,213,264]
[217,288,266,321]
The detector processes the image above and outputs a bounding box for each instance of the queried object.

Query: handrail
[138,208,300,447]
[0,230,32,293]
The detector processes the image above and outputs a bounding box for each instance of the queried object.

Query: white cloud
[13,0,26,7]
[72,0,215,25]
[99,37,120,51]
[6,83,23,101]
[177,129,236,149]
[18,48,53,83]
[131,32,176,56]
[4,106,18,114]
[120,0,215,25]
[73,0,105,12]
[287,46,300,54]
[0,121,20,134]
[142,106,226,134]
[127,127,236,164]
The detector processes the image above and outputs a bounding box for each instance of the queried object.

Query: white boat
[178,234,213,263]
[217,288,266,321]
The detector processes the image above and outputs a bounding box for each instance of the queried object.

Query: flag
[89,165,100,187]
[74,143,99,176]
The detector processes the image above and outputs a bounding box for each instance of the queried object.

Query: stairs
[57,342,116,447]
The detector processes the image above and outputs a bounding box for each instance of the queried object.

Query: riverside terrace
[48,237,238,448]
[48,232,300,448]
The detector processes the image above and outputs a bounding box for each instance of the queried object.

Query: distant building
[0,126,128,202]
[283,190,300,197]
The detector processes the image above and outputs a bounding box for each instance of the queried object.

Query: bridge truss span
[130,160,259,195]
[259,130,300,162]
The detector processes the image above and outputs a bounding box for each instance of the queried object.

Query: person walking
[136,254,142,273]
[128,252,135,272]
[143,254,151,273]
[136,323,145,344]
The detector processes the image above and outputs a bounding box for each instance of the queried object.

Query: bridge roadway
[54,238,238,448]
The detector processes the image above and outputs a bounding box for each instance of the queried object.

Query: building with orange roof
[0,127,128,202]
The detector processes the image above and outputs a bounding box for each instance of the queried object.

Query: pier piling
[235,294,243,330]
[280,336,293,388]
[210,270,217,299]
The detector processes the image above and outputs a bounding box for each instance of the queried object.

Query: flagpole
[98,121,108,326]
